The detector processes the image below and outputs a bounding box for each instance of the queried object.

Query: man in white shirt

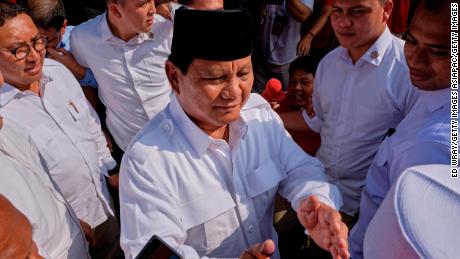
[120,9,349,259]
[349,1,452,257]
[0,116,89,259]
[254,0,313,92]
[70,0,172,152]
[280,0,419,221]
[0,4,122,258]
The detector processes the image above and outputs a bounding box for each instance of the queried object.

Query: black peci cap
[171,8,252,61]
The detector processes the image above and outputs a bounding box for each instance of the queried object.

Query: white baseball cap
[363,164,460,259]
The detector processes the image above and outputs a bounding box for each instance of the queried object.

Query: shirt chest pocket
[29,124,68,170]
[246,160,287,217]
[180,188,237,254]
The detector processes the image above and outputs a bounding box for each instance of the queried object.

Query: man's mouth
[24,63,41,74]
[409,66,430,81]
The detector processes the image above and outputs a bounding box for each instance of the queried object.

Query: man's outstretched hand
[297,195,350,259]
[240,239,275,259]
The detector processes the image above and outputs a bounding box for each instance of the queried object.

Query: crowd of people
[0,0,457,258]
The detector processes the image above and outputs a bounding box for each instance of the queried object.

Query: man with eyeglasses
[0,3,123,259]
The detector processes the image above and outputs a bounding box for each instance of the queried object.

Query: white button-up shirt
[0,118,89,259]
[307,27,420,215]
[120,94,342,259]
[70,13,173,151]
[349,88,451,259]
[0,59,115,228]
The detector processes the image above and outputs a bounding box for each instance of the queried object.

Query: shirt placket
[230,144,264,247]
[123,42,149,116]
[332,63,355,179]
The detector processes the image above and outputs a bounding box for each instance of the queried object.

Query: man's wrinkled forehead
[191,56,253,76]
[0,13,39,47]
[333,0,384,8]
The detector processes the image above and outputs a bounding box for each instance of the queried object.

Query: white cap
[363,164,460,259]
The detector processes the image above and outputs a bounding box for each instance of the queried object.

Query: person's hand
[269,101,280,110]
[108,173,119,188]
[297,196,349,259]
[240,239,275,259]
[156,3,172,20]
[297,33,314,56]
[79,219,96,247]
[47,48,86,79]
[103,129,114,153]
[0,115,3,129]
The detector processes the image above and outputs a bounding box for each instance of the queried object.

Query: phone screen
[135,235,184,259]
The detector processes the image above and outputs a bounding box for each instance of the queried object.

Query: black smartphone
[135,235,184,259]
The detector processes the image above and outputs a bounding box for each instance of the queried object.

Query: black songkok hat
[171,8,252,61]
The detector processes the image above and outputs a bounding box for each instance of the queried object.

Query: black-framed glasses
[0,35,47,61]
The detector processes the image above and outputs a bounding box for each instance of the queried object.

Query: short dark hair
[20,0,65,31]
[106,0,125,6]
[0,1,25,27]
[168,53,194,74]
[288,55,321,76]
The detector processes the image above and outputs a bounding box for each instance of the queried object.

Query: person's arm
[297,4,333,56]
[47,48,86,79]
[286,0,312,23]
[279,109,316,132]
[268,108,348,258]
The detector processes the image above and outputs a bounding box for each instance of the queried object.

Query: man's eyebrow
[406,31,449,49]
[427,43,450,50]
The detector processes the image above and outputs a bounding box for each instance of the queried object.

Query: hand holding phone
[135,235,184,259]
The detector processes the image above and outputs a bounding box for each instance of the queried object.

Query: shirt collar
[100,12,114,42]
[338,26,393,66]
[168,94,248,157]
[419,88,451,113]
[100,12,154,43]
[0,74,52,107]
[169,94,214,156]
[0,83,20,107]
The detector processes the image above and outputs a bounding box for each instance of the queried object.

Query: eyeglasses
[0,36,47,61]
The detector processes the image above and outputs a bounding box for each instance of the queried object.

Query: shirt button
[162,121,172,132]
[248,225,254,233]
[370,51,379,59]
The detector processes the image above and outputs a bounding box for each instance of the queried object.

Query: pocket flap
[180,188,235,229]
[246,161,286,198]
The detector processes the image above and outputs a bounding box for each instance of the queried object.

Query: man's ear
[165,60,181,95]
[60,19,68,37]
[108,2,123,18]
[382,0,393,23]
